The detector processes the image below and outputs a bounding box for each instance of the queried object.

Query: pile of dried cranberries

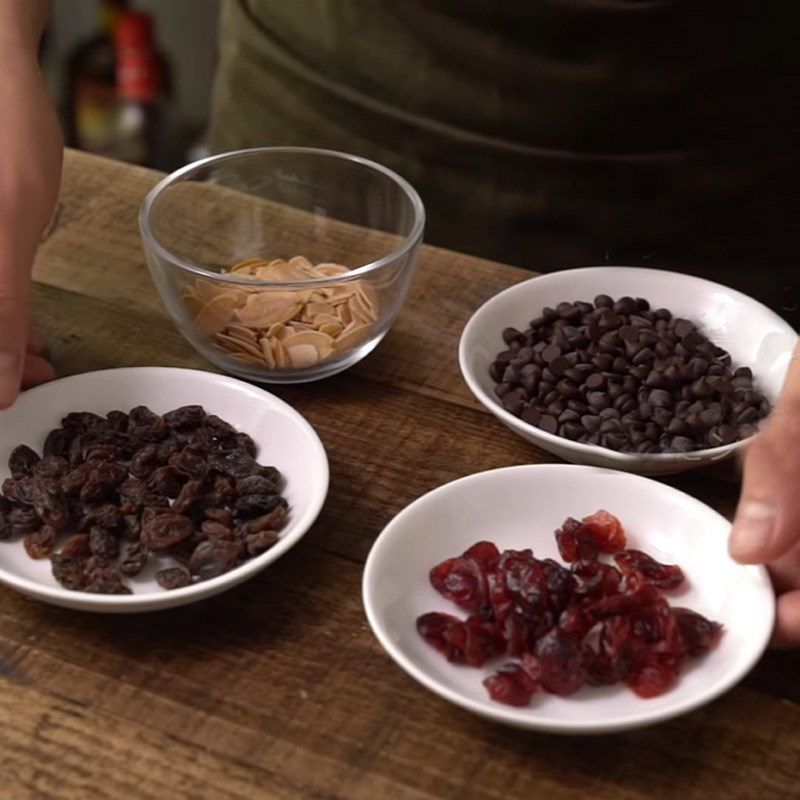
[416,511,722,706]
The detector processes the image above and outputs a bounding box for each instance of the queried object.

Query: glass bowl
[139,147,425,383]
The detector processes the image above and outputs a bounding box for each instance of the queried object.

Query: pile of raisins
[417,511,722,706]
[0,406,288,594]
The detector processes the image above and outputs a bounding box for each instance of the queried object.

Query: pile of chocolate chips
[0,406,288,593]
[489,295,770,453]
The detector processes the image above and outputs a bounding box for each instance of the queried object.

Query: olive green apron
[210,0,800,324]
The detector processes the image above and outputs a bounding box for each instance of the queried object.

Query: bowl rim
[459,265,798,465]
[361,463,775,734]
[138,146,426,288]
[0,366,330,612]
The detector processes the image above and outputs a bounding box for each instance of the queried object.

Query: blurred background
[42,0,219,170]
[39,1,800,326]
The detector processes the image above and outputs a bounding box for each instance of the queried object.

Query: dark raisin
[32,455,69,480]
[30,478,69,529]
[83,557,131,594]
[232,493,284,521]
[51,553,88,590]
[245,530,279,556]
[163,405,206,431]
[146,466,184,499]
[119,542,149,577]
[155,566,192,590]
[189,539,240,580]
[141,512,194,550]
[89,526,120,559]
[8,444,40,477]
[172,479,202,515]
[24,525,57,559]
[130,444,159,479]
[235,475,277,496]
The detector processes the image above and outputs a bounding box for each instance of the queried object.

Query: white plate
[0,367,328,612]
[363,464,774,734]
[459,267,797,474]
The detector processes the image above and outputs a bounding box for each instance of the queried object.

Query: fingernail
[729,501,776,562]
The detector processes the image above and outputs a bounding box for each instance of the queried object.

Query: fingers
[0,290,29,409]
[729,427,798,564]
[21,350,54,388]
[772,589,800,648]
[27,324,45,355]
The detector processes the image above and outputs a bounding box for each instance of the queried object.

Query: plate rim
[362,462,775,734]
[0,366,329,612]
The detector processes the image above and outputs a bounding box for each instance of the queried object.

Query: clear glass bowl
[139,147,425,383]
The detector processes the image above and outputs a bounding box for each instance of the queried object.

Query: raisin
[141,512,194,550]
[208,449,257,478]
[0,497,12,540]
[483,663,539,707]
[24,525,57,559]
[83,557,130,594]
[173,479,202,515]
[32,455,69,479]
[156,566,192,590]
[246,530,279,556]
[232,493,284,521]
[238,506,287,536]
[200,520,234,540]
[235,475,277,496]
[61,533,91,558]
[84,444,119,462]
[163,405,206,431]
[2,476,36,506]
[202,414,236,439]
[233,432,257,457]
[106,410,129,431]
[119,542,149,577]
[169,447,207,479]
[89,526,120,559]
[189,539,240,580]
[130,444,159,479]
[30,478,69,529]
[9,506,40,536]
[614,549,685,591]
[203,507,232,526]
[51,553,88,590]
[8,444,40,477]
[62,411,105,431]
[146,466,184,498]
[79,504,124,535]
[43,428,73,458]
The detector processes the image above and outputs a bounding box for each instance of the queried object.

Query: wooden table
[2,150,798,800]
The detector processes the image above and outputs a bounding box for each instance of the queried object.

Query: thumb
[729,428,795,564]
[0,260,30,409]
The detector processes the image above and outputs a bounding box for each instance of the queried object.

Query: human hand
[729,355,800,646]
[0,1,62,407]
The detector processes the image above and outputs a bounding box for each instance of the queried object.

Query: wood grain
[0,149,796,800]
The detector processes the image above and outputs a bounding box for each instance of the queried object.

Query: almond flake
[195,292,245,333]
[286,343,320,368]
[334,323,370,352]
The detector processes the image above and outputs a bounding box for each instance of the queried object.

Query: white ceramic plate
[459,267,797,474]
[363,464,774,734]
[0,367,328,612]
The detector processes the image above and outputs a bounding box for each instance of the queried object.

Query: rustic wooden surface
[0,149,797,799]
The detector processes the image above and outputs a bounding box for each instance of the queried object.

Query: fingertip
[728,501,777,563]
[21,352,55,388]
[0,349,23,409]
[770,591,800,648]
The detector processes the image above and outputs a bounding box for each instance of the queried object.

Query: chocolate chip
[549,356,571,376]
[674,319,694,338]
[542,344,562,363]
[587,392,611,411]
[648,389,672,408]
[539,415,558,434]
[585,373,605,390]
[521,406,541,426]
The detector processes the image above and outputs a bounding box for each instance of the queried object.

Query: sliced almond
[334,322,370,352]
[236,292,302,328]
[229,257,271,273]
[266,322,291,341]
[228,351,266,366]
[282,329,334,350]
[195,292,245,333]
[327,284,358,303]
[272,336,288,368]
[288,255,314,272]
[315,262,350,276]
[258,337,277,369]
[318,321,344,338]
[306,302,336,318]
[309,313,341,328]
[355,283,379,319]
[181,289,204,316]
[194,278,229,303]
[337,301,353,326]
[348,294,374,325]
[285,343,320,368]
[225,322,258,342]
[215,333,265,360]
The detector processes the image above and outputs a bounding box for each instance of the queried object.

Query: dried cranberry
[626,662,679,698]
[429,552,489,615]
[555,517,598,561]
[416,612,505,667]
[581,509,626,552]
[483,663,539,707]
[572,559,621,600]
[535,628,586,695]
[614,549,685,591]
[672,607,723,656]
